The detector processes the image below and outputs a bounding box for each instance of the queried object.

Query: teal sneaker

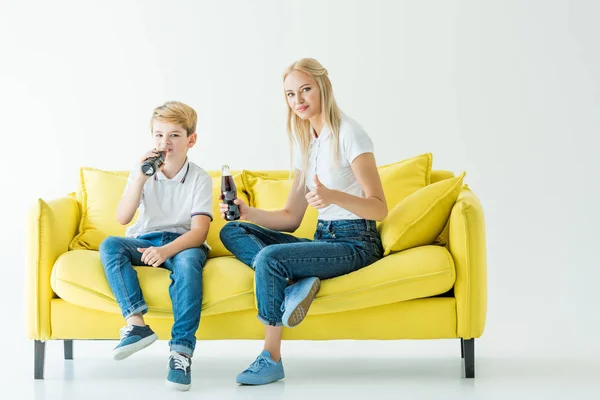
[166,351,192,391]
[112,325,157,360]
[282,277,320,328]
[236,350,285,385]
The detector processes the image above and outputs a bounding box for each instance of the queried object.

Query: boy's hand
[140,148,165,163]
[218,194,249,220]
[137,149,165,178]
[137,246,170,267]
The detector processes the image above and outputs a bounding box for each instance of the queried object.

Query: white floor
[3,335,599,400]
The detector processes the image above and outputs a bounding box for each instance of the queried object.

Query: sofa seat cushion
[50,251,255,317]
[310,245,455,315]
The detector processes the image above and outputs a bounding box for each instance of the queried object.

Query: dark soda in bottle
[221,165,241,221]
[141,151,165,177]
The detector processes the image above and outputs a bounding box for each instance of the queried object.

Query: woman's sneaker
[236,350,284,385]
[166,351,192,391]
[281,277,320,328]
[112,325,157,360]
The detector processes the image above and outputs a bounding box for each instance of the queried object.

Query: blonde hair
[283,58,342,187]
[150,101,197,136]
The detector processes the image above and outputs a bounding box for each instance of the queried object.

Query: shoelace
[119,325,134,340]
[170,352,191,375]
[245,355,271,373]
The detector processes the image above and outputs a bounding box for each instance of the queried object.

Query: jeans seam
[269,257,277,324]
[171,260,178,333]
[116,246,133,312]
[280,247,362,265]
[246,229,267,268]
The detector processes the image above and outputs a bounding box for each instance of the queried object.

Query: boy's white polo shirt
[294,115,374,221]
[125,160,213,247]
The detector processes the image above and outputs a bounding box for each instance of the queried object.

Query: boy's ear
[188,132,197,148]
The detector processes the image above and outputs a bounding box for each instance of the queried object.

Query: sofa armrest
[448,187,487,339]
[26,194,79,340]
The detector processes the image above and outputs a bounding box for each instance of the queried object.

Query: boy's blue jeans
[99,232,208,357]
[220,219,383,326]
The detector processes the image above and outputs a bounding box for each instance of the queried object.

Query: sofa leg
[34,340,46,379]
[460,338,464,358]
[64,340,73,360]
[462,338,475,378]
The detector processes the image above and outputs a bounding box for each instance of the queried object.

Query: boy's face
[151,119,196,161]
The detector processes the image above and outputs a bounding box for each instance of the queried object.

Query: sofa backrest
[69,154,454,258]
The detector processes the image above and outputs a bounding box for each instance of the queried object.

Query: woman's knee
[219,221,243,240]
[253,246,284,274]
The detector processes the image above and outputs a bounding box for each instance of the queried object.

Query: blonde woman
[219,58,387,385]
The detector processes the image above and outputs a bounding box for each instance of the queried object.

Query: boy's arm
[162,214,211,257]
[117,174,147,225]
[118,149,161,225]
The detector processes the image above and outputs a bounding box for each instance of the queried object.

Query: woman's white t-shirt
[294,115,374,221]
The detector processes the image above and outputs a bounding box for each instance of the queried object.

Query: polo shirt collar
[310,123,331,142]
[154,159,191,183]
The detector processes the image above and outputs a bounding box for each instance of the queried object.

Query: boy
[99,101,213,391]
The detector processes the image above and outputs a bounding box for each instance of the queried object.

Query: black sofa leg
[64,340,73,360]
[462,338,475,378]
[460,338,464,358]
[34,340,46,379]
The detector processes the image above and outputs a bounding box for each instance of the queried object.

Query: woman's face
[284,70,321,120]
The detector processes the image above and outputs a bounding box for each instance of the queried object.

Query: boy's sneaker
[281,277,320,328]
[112,325,157,361]
[166,351,192,391]
[236,350,284,385]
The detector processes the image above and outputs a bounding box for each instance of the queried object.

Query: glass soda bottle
[141,151,165,177]
[221,165,241,221]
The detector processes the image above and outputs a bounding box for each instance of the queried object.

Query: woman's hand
[305,175,336,209]
[219,194,250,220]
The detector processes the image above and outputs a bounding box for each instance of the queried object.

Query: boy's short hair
[150,101,197,136]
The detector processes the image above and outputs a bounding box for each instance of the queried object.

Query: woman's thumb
[314,174,322,187]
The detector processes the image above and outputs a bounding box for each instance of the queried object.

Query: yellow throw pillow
[241,170,292,206]
[206,173,250,258]
[379,172,466,255]
[70,168,133,250]
[70,167,247,257]
[242,171,318,240]
[378,153,432,211]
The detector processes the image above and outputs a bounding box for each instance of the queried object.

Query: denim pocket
[328,219,368,241]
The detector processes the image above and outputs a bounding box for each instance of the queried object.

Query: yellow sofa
[26,154,487,379]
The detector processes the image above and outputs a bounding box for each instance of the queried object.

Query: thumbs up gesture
[305,174,334,209]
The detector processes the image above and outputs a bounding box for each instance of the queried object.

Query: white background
[1,0,599,397]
